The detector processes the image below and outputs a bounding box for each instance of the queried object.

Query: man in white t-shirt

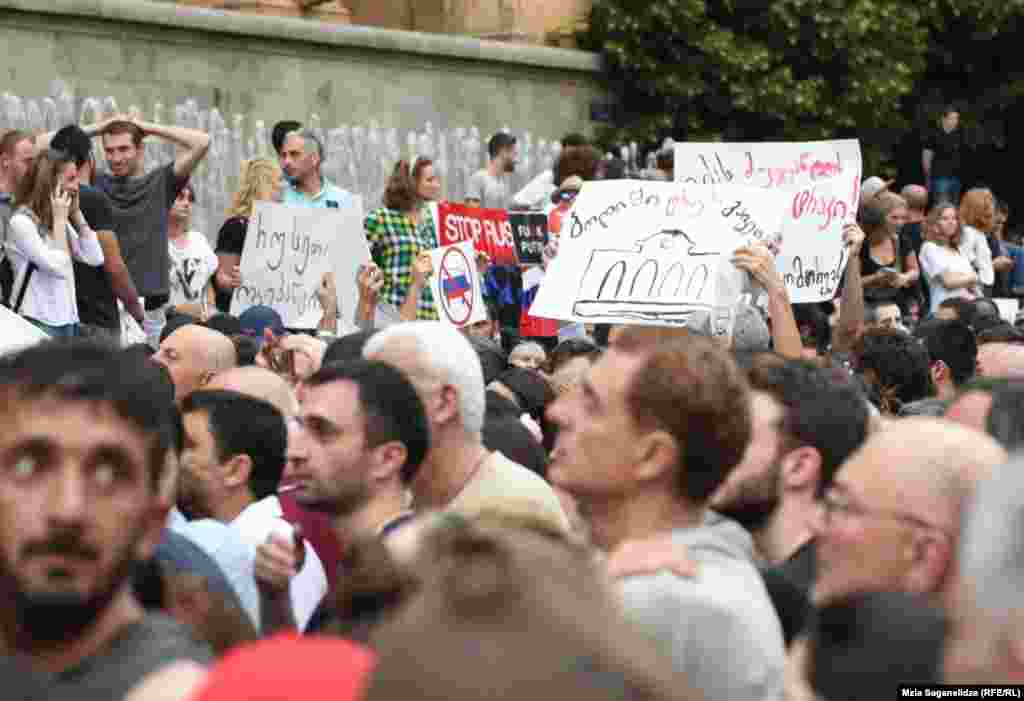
[167,186,218,319]
[177,389,327,632]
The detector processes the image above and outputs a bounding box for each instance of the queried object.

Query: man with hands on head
[36,111,211,346]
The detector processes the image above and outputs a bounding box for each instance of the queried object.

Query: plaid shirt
[364,206,439,320]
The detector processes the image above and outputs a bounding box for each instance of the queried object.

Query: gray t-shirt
[48,614,212,700]
[619,514,786,701]
[467,169,512,210]
[95,163,184,298]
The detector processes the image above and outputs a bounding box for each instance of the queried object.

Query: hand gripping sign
[429,240,486,329]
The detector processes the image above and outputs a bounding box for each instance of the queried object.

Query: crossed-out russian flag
[442,270,471,303]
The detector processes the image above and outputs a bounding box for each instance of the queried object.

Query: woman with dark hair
[364,158,442,322]
[8,149,104,337]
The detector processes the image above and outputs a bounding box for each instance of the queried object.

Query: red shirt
[278,495,345,594]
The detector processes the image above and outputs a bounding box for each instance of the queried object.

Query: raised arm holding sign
[529,181,788,334]
[674,139,863,303]
[230,200,369,329]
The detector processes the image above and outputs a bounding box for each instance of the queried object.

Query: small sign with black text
[509,211,549,266]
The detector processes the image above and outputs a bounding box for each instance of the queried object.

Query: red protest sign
[437,202,516,265]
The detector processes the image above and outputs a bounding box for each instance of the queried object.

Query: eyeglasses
[821,489,953,540]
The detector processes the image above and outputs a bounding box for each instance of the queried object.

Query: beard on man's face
[713,463,783,533]
[2,527,141,644]
[293,479,370,519]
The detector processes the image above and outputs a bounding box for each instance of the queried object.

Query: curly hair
[959,188,995,234]
[228,158,280,218]
[383,158,433,212]
[554,145,601,186]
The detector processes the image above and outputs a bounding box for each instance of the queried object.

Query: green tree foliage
[581,0,928,149]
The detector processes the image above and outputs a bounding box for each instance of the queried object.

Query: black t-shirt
[759,565,812,646]
[74,185,118,328]
[213,216,248,312]
[924,127,964,178]
[859,235,904,304]
[900,222,923,259]
[777,538,817,595]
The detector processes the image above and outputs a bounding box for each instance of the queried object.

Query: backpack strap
[12,261,36,314]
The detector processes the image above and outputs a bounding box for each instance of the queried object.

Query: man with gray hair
[364,321,568,532]
[945,455,1024,682]
[279,128,353,210]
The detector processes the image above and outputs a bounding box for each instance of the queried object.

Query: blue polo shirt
[282,179,355,210]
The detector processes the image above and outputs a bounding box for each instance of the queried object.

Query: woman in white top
[958,187,996,296]
[167,184,218,320]
[8,149,104,337]
[918,201,977,315]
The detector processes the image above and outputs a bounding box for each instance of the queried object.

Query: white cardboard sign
[529,181,788,329]
[231,200,369,328]
[429,240,487,329]
[0,304,48,355]
[674,139,862,302]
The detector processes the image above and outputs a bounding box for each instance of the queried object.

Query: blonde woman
[212,158,283,312]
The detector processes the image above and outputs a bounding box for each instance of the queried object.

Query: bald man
[977,342,1024,379]
[154,324,237,403]
[813,418,1005,611]
[946,391,994,433]
[207,366,299,418]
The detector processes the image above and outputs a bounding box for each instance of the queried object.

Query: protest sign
[994,298,1020,324]
[674,139,862,302]
[429,240,487,329]
[520,265,559,338]
[0,304,48,356]
[231,200,369,328]
[529,181,788,329]
[436,202,516,265]
[508,211,549,266]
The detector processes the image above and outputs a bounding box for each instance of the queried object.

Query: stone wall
[0,0,601,236]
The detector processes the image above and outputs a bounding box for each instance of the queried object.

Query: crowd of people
[1,105,1024,701]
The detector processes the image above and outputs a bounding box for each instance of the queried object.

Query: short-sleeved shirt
[467,169,512,210]
[919,241,975,313]
[168,231,218,309]
[281,180,354,210]
[213,216,249,312]
[73,186,119,328]
[47,614,212,700]
[924,127,965,178]
[94,163,186,298]
[364,206,439,320]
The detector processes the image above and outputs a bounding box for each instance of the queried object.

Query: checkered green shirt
[364,206,439,320]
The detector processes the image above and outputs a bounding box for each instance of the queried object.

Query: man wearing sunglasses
[812,417,1005,610]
